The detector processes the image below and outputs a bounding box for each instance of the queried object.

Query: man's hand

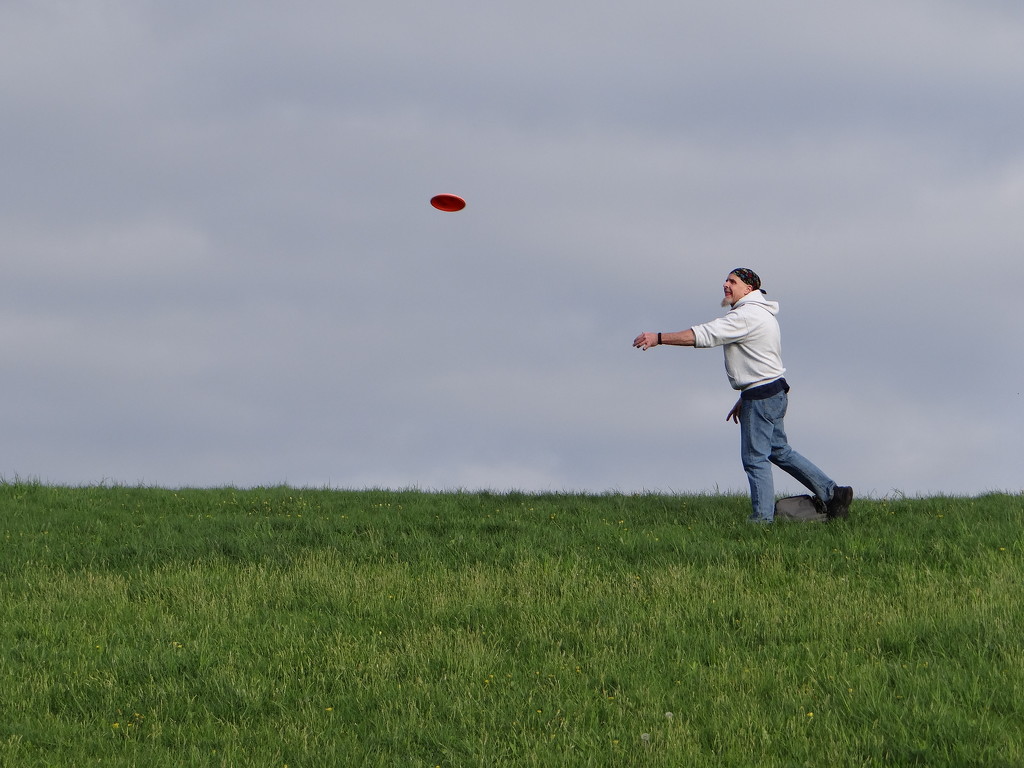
[726,399,742,423]
[633,332,658,350]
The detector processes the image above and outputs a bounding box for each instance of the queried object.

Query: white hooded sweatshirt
[690,290,785,391]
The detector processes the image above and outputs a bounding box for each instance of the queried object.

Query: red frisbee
[430,193,466,212]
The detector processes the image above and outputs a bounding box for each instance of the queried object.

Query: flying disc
[430,194,466,212]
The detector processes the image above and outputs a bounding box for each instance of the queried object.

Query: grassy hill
[1,483,1021,766]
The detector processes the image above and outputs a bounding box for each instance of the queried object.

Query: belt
[741,378,789,401]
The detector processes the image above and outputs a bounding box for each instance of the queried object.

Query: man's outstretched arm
[632,329,696,350]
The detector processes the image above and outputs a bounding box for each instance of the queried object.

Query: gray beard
[721,297,733,308]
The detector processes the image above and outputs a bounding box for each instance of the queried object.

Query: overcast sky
[2,0,1021,497]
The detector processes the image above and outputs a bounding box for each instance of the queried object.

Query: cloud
[1,0,1021,494]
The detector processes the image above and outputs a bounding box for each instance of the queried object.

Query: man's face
[723,273,755,306]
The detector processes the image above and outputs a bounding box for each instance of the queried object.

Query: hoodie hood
[734,290,780,316]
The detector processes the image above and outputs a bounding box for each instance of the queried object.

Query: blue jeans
[739,391,835,522]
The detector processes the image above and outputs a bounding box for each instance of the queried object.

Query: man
[632,268,852,523]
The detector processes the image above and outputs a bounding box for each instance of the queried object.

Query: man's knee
[770,444,793,465]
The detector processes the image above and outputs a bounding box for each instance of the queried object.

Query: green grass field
[0,482,1021,767]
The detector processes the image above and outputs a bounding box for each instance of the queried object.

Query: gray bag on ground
[775,494,827,522]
